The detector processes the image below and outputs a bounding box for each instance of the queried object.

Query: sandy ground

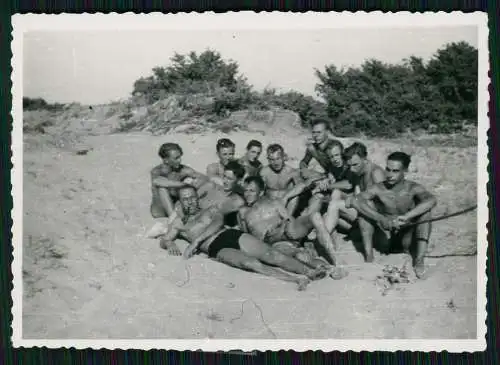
[22,129,478,339]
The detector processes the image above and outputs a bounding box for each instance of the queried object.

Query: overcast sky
[23,26,477,105]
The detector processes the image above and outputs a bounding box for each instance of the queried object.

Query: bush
[315,42,478,137]
[23,97,65,112]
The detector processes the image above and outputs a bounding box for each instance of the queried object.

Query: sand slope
[22,129,477,339]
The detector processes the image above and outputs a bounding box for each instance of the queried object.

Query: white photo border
[10,11,490,352]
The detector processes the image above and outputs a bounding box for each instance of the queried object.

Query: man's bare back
[355,161,386,192]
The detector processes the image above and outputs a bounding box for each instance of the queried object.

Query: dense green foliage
[23,97,65,112]
[315,42,477,136]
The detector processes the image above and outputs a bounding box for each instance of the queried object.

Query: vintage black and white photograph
[11,12,488,351]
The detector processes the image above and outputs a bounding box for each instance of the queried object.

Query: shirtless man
[299,118,336,181]
[238,139,263,177]
[150,142,215,255]
[238,176,340,268]
[260,144,320,216]
[206,138,236,186]
[350,152,437,277]
[161,185,328,291]
[322,142,386,255]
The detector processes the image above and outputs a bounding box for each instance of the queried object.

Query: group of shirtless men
[149,118,437,290]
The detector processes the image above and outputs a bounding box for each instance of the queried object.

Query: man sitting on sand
[150,142,213,219]
[322,142,386,255]
[299,118,337,181]
[260,144,321,216]
[350,152,437,278]
[238,176,341,272]
[160,185,328,291]
[206,138,236,186]
[238,139,263,177]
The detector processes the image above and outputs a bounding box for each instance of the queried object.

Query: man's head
[216,138,236,167]
[311,118,330,145]
[246,140,263,163]
[344,142,368,176]
[158,143,183,170]
[243,175,265,206]
[385,152,411,186]
[266,144,286,172]
[223,160,246,192]
[326,139,345,168]
[178,185,200,216]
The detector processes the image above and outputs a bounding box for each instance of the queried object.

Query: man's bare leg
[358,216,375,262]
[154,187,175,217]
[272,241,329,270]
[238,234,327,281]
[413,211,432,279]
[216,248,310,291]
[286,212,338,266]
[286,196,300,216]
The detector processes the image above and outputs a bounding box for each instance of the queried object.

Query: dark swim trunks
[207,228,245,258]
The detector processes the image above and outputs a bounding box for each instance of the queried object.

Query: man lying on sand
[260,144,321,216]
[322,142,386,256]
[238,139,263,177]
[237,176,343,276]
[162,185,328,291]
[350,152,437,278]
[206,138,236,186]
[150,142,213,219]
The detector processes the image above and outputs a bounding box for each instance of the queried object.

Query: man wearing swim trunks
[149,142,216,255]
[161,185,328,291]
[238,139,263,177]
[322,142,386,252]
[350,152,437,277]
[206,138,236,186]
[238,176,339,268]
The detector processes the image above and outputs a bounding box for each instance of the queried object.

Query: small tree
[132,49,252,102]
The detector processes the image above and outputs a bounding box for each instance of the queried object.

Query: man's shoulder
[151,164,168,175]
[260,165,272,175]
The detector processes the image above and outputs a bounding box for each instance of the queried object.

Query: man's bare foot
[414,259,427,279]
[329,266,348,280]
[297,277,310,291]
[159,239,182,256]
[306,267,328,281]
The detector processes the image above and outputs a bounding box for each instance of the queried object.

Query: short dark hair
[224,160,246,179]
[344,142,368,160]
[216,138,235,152]
[311,118,331,130]
[244,175,266,192]
[325,139,345,154]
[178,184,197,196]
[388,152,411,169]
[158,143,183,159]
[246,139,262,151]
[267,143,284,155]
